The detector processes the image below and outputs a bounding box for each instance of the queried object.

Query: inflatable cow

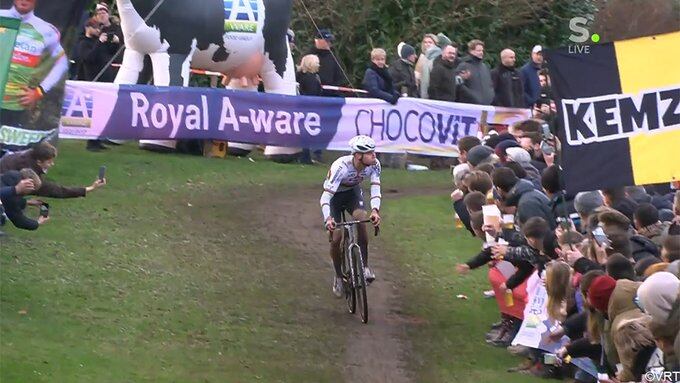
[115,0,300,160]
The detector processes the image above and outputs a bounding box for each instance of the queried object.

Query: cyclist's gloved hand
[20,86,45,109]
[370,209,381,226]
[325,217,336,232]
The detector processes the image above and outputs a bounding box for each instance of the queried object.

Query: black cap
[316,28,335,41]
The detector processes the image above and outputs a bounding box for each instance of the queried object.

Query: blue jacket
[0,171,38,230]
[520,61,541,107]
[0,185,15,201]
[362,64,399,104]
[505,179,556,229]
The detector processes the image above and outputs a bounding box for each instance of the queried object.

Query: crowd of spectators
[449,117,679,381]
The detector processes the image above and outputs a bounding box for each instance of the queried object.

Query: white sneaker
[332,276,344,298]
[483,289,496,298]
[364,267,376,283]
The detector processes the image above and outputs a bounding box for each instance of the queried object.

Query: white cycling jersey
[319,155,382,221]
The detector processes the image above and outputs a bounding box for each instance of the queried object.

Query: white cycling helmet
[349,135,376,154]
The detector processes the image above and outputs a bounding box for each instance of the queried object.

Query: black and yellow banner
[547,31,680,193]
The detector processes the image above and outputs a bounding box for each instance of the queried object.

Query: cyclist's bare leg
[352,209,370,266]
[330,229,343,278]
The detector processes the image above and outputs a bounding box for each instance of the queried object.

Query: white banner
[58,81,531,157]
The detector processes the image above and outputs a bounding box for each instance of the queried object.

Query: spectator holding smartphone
[0,141,106,198]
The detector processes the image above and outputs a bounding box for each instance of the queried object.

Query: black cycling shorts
[330,186,365,222]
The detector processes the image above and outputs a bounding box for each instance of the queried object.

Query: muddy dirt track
[248,186,434,383]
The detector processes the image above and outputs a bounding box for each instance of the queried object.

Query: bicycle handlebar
[327,220,380,242]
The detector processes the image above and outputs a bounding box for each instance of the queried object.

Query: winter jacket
[521,162,542,190]
[0,150,86,199]
[296,71,323,96]
[308,47,345,96]
[637,221,670,249]
[466,230,532,290]
[74,35,117,82]
[456,55,495,105]
[549,191,577,221]
[362,64,399,104]
[630,234,660,262]
[419,46,441,99]
[606,279,643,382]
[0,185,15,201]
[0,171,38,230]
[388,59,417,97]
[504,179,555,228]
[490,64,524,108]
[520,60,541,107]
[428,56,472,103]
[648,289,679,373]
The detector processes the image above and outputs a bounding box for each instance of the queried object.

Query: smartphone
[541,122,554,140]
[557,217,571,230]
[98,166,106,181]
[541,140,555,156]
[592,227,611,248]
[39,203,49,218]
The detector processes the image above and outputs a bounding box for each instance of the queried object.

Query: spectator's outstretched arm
[36,180,86,199]
[466,248,493,269]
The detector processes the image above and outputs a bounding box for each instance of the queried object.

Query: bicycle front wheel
[352,246,368,323]
[342,237,356,314]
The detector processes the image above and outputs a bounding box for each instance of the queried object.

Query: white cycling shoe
[332,276,344,298]
[364,267,376,284]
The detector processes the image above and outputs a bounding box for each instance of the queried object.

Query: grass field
[0,141,539,382]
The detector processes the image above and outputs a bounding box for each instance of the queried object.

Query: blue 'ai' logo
[60,88,94,128]
[223,0,259,33]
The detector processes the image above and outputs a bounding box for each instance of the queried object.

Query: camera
[39,203,49,218]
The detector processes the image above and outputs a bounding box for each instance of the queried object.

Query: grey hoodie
[419,46,442,99]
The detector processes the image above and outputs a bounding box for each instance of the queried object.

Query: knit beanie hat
[506,147,532,164]
[588,275,617,313]
[436,33,452,47]
[637,271,680,323]
[397,42,416,60]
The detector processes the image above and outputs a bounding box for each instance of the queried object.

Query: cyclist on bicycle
[320,135,381,298]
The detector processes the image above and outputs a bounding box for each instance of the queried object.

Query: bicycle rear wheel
[342,231,356,314]
[352,246,368,323]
